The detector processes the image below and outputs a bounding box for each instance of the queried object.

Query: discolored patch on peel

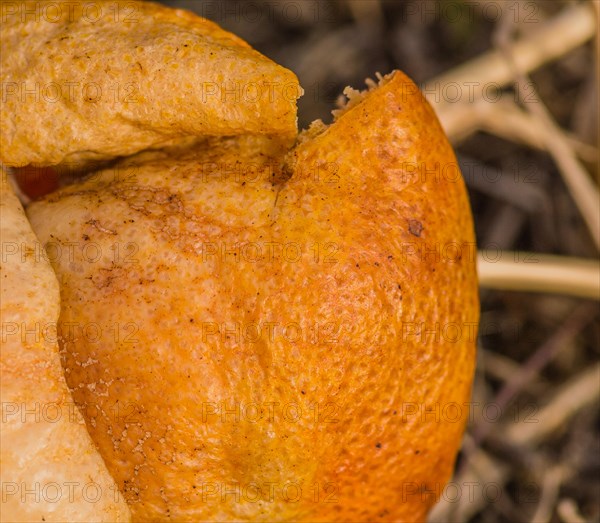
[409,219,424,237]
[27,72,479,522]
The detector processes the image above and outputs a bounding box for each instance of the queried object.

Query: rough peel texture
[0,0,301,167]
[0,172,131,522]
[27,71,479,522]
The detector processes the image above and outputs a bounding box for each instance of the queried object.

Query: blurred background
[157,1,599,522]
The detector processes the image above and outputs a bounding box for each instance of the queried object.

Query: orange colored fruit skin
[27,71,479,522]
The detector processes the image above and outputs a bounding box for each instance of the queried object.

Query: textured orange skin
[1,0,300,167]
[27,72,479,522]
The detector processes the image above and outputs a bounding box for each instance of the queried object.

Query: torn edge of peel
[332,71,397,120]
[295,71,399,146]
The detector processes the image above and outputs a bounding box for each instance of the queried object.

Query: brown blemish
[408,219,423,237]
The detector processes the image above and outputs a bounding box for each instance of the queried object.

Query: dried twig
[488,3,599,248]
[515,94,600,248]
[429,363,599,523]
[507,362,600,446]
[481,349,547,395]
[426,2,597,131]
[477,252,600,299]
[458,152,548,213]
[531,465,566,523]
[427,3,599,246]
[470,303,596,458]
[557,498,588,523]
[474,98,599,164]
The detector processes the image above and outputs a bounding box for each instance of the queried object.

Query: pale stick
[424,2,599,246]
[424,2,597,121]
[472,97,598,163]
[477,252,600,299]
[507,362,600,446]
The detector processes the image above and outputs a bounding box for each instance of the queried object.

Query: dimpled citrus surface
[1,0,300,167]
[27,72,479,522]
[1,172,131,522]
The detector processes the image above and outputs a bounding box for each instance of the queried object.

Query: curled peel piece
[27,71,478,521]
[0,172,131,522]
[0,0,301,167]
